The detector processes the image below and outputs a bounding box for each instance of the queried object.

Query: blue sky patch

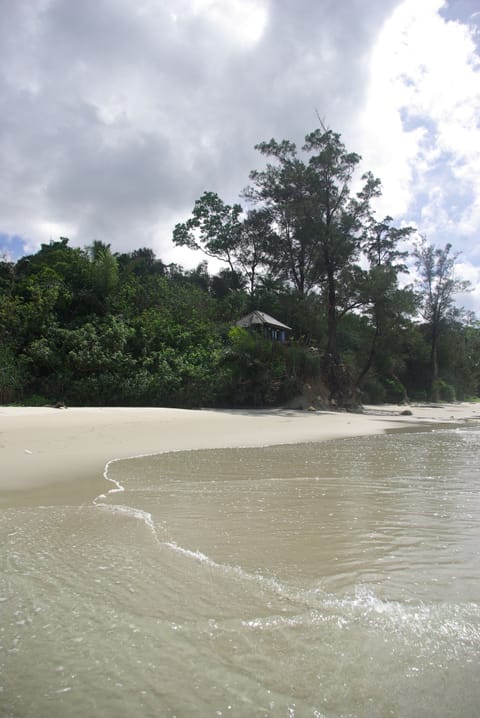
[0,233,29,261]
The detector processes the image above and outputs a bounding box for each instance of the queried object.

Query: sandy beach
[1,402,479,492]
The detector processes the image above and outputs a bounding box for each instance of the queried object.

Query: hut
[235,310,291,343]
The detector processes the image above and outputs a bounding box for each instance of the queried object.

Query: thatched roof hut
[235,310,291,343]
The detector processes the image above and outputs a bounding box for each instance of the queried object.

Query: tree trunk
[325,268,339,362]
[430,323,439,401]
[322,269,357,407]
[356,320,379,388]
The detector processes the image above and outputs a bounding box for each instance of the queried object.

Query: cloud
[356,0,480,241]
[0,0,399,252]
[1,0,479,314]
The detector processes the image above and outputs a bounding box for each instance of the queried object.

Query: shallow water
[1,424,480,717]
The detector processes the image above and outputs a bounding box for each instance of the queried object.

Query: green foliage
[432,379,456,402]
[413,237,471,397]
[360,376,386,404]
[173,191,243,271]
[0,345,25,403]
[220,328,289,406]
[1,127,478,409]
[361,375,407,404]
[219,329,323,407]
[87,241,120,315]
[383,377,407,403]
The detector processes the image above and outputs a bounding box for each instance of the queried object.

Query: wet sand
[1,403,479,491]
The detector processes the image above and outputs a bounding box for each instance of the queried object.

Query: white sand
[1,403,479,491]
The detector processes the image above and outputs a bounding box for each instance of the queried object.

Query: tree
[245,127,381,404]
[0,257,15,293]
[173,191,243,274]
[436,317,480,400]
[87,240,119,314]
[117,247,166,278]
[172,192,273,297]
[244,139,318,297]
[236,208,274,298]
[0,346,22,402]
[413,237,470,400]
[355,216,416,390]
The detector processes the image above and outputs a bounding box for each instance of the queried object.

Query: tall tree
[87,240,119,313]
[245,127,381,404]
[236,208,275,298]
[172,192,273,297]
[117,247,166,277]
[244,139,318,297]
[413,237,470,400]
[355,216,416,389]
[172,191,243,274]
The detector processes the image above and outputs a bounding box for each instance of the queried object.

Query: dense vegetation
[1,127,479,408]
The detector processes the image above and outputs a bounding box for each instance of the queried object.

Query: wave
[94,501,158,537]
[146,537,480,653]
[90,431,480,658]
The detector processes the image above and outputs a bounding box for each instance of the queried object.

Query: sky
[1,0,480,311]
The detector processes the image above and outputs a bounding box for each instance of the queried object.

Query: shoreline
[1,403,479,493]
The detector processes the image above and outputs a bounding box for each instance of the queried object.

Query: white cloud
[0,0,399,255]
[190,0,268,45]
[1,0,479,315]
[357,0,480,249]
[456,260,480,314]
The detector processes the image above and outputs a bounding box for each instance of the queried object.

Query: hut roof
[236,310,291,331]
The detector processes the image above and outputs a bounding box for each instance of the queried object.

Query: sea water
[1,424,480,717]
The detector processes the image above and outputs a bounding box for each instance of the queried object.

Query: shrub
[0,345,25,403]
[383,377,407,403]
[361,376,386,404]
[433,379,456,402]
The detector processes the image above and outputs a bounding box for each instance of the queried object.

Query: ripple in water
[1,424,480,717]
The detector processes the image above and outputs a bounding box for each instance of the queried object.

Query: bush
[221,328,289,407]
[383,377,407,403]
[361,376,386,404]
[20,394,51,407]
[0,345,26,403]
[433,379,456,402]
